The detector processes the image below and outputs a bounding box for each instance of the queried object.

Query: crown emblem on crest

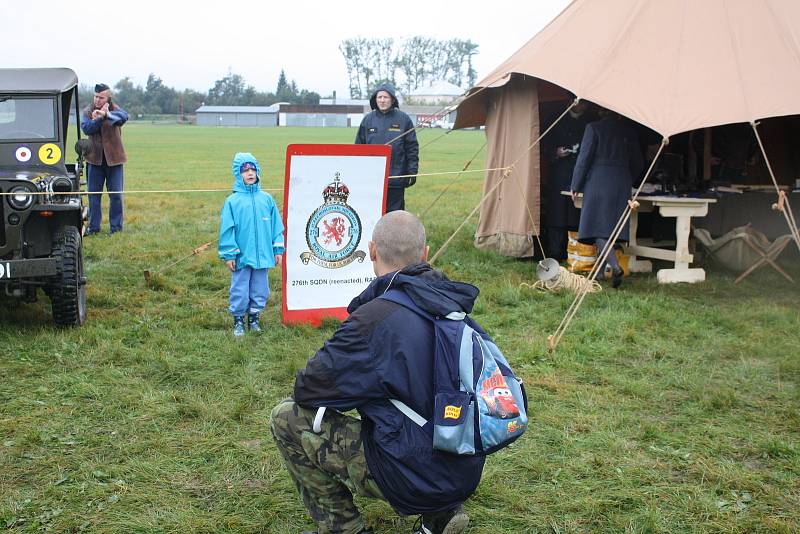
[322,172,350,203]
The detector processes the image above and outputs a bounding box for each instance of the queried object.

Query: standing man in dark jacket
[271,211,483,534]
[570,109,643,288]
[80,83,128,235]
[355,83,419,212]
[542,101,591,260]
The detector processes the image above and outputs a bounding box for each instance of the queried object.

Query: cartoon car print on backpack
[481,386,520,419]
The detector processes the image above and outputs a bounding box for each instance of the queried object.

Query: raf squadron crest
[301,172,366,269]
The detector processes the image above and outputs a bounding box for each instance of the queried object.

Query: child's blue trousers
[229,266,270,317]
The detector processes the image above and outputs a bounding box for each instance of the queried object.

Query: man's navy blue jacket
[293,263,486,514]
[355,83,419,189]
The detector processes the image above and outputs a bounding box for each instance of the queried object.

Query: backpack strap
[380,290,433,428]
[380,289,466,428]
[389,399,427,427]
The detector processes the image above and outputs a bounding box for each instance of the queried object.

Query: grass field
[1,124,799,533]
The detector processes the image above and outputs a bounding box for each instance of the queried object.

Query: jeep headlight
[8,186,34,210]
[50,177,73,194]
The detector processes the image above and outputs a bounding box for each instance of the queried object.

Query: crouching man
[271,211,485,534]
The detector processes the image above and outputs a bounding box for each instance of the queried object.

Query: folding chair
[692,226,794,284]
[734,233,794,284]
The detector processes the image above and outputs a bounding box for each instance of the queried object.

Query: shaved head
[370,210,426,271]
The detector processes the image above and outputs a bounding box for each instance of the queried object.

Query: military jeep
[0,68,87,326]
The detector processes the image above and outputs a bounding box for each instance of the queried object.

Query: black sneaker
[413,505,469,534]
[84,228,100,236]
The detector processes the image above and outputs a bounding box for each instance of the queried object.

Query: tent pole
[703,128,712,182]
[750,122,800,253]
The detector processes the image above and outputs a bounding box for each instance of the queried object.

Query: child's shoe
[248,314,262,333]
[233,316,246,337]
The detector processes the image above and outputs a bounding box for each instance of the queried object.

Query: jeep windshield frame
[0,96,57,142]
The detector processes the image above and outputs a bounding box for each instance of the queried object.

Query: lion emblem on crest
[301,172,366,269]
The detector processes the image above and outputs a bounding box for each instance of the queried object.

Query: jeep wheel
[51,226,87,326]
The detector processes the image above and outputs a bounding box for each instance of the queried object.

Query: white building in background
[195,105,279,127]
[407,81,464,105]
[278,104,365,127]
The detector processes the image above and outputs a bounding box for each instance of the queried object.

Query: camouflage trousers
[270,399,385,534]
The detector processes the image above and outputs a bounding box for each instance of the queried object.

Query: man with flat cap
[81,83,129,235]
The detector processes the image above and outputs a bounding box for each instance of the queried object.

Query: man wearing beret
[80,83,129,235]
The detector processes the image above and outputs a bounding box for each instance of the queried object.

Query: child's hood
[231,152,262,192]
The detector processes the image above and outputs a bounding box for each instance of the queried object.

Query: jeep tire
[50,226,87,326]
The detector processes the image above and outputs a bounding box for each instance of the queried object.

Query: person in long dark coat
[542,101,592,260]
[570,109,643,287]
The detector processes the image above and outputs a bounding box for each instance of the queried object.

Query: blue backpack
[380,290,527,456]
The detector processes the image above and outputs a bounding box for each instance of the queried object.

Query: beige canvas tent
[457,0,800,257]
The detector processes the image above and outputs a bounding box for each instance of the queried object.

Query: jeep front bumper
[0,258,57,279]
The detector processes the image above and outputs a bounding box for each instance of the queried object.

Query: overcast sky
[6,0,571,96]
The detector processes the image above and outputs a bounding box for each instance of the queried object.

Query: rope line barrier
[0,168,510,197]
[0,188,281,196]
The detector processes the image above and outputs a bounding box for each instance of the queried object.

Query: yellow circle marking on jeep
[39,143,62,165]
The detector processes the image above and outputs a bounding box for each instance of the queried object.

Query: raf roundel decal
[15,146,32,162]
[39,143,62,165]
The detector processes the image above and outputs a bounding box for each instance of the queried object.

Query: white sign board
[282,144,390,325]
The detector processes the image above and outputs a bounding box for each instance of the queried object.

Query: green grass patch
[1,124,798,533]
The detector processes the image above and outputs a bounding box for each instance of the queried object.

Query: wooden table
[566,193,717,283]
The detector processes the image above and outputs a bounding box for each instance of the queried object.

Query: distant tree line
[340,36,478,99]
[77,70,320,118]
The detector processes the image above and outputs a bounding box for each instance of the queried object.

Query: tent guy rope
[428,167,511,265]
[419,141,487,219]
[750,121,800,253]
[383,72,516,148]
[143,241,215,286]
[547,137,669,353]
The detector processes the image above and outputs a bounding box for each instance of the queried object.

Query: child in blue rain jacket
[219,153,285,336]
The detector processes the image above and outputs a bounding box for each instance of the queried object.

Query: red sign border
[281,143,390,326]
